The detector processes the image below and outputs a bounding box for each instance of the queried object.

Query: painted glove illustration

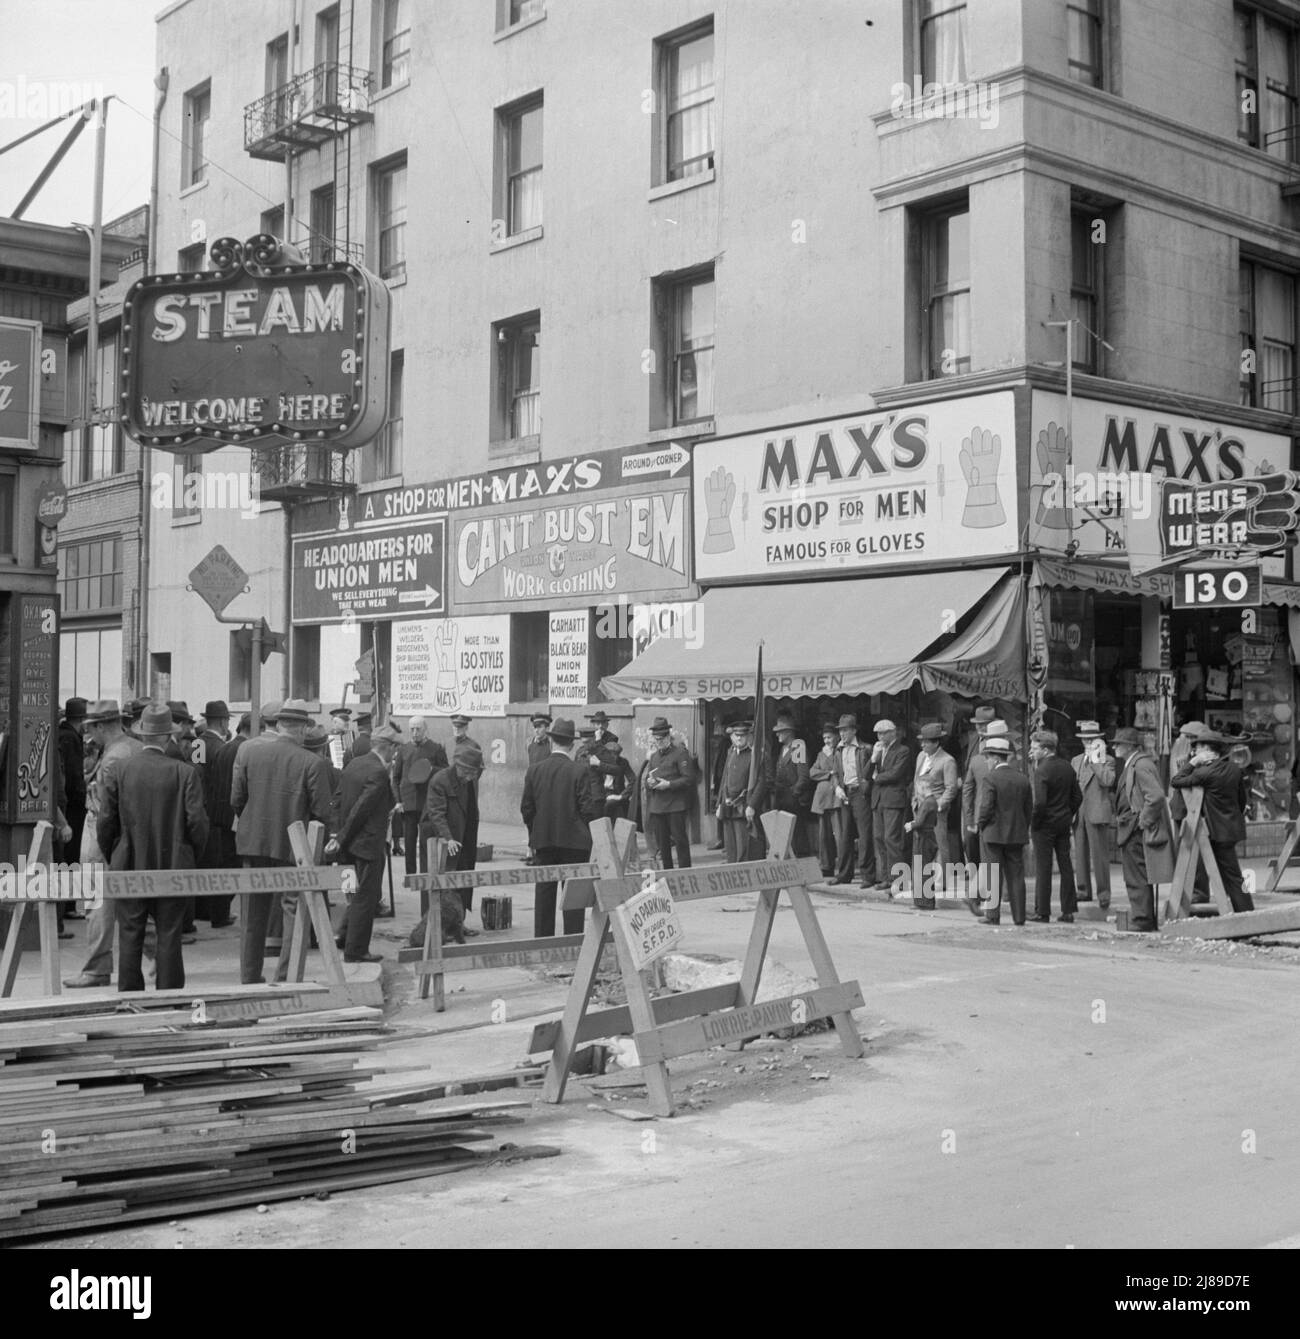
[959,427,1006,529]
[1034,420,1071,530]
[434,620,459,696]
[702,467,737,554]
[1235,472,1300,549]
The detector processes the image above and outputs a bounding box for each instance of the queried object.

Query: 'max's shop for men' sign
[120,234,390,452]
[692,392,1019,581]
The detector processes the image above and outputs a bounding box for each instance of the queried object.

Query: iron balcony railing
[249,444,357,502]
[244,62,373,161]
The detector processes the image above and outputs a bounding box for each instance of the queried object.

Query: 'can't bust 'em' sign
[119,234,390,454]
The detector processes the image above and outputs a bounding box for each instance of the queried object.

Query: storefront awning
[600,567,1026,702]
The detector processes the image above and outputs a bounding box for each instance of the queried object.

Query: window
[1071,212,1103,374]
[918,0,968,86]
[494,316,540,442]
[260,205,285,240]
[64,335,124,483]
[665,272,715,424]
[921,203,970,378]
[183,81,211,187]
[58,537,123,615]
[1240,259,1296,412]
[316,5,340,104]
[310,184,336,262]
[173,450,205,520]
[178,242,205,273]
[362,351,404,482]
[1236,5,1299,161]
[266,33,290,126]
[511,0,544,24]
[292,625,320,701]
[374,157,407,280]
[1066,0,1104,87]
[510,611,549,701]
[0,474,13,555]
[59,627,123,704]
[498,96,543,235]
[659,24,715,183]
[381,0,410,89]
[228,632,251,703]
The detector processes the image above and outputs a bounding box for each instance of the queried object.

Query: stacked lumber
[0,1006,558,1241]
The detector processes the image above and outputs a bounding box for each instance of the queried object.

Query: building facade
[145,0,1300,834]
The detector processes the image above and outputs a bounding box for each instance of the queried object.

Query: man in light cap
[1028,729,1082,922]
[908,723,959,903]
[423,740,487,916]
[1113,727,1173,932]
[328,721,402,961]
[869,720,912,890]
[716,719,767,863]
[973,734,1033,926]
[1071,720,1117,908]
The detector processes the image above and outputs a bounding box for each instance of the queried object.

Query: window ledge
[179,180,208,199]
[370,80,409,106]
[491,225,544,254]
[494,11,546,41]
[385,273,407,289]
[170,512,202,528]
[359,475,403,493]
[489,434,541,463]
[647,419,713,443]
[648,169,715,203]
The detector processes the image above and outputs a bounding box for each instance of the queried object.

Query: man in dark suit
[520,718,603,936]
[715,719,767,863]
[193,700,234,926]
[343,712,372,768]
[231,698,334,983]
[1029,729,1083,922]
[831,714,873,885]
[1170,730,1254,913]
[973,735,1033,926]
[57,697,90,866]
[962,717,1004,864]
[392,715,448,876]
[97,704,209,991]
[869,719,912,890]
[328,722,401,962]
[769,715,812,857]
[422,741,487,912]
[208,714,250,881]
[1113,727,1174,933]
[527,713,553,768]
[641,717,698,869]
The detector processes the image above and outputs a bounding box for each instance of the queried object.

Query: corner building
[148,1,1300,838]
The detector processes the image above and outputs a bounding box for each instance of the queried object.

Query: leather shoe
[1077,892,1093,902]
[981,917,1000,926]
[1056,913,1074,923]
[63,973,110,988]
[1028,914,1049,923]
[210,917,236,928]
[963,897,984,917]
[344,952,383,963]
[829,876,852,885]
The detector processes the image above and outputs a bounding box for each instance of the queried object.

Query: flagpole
[748,641,765,846]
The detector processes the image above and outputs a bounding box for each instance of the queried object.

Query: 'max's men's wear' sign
[292,520,447,624]
[120,234,390,452]
[0,317,41,452]
[1029,390,1292,570]
[691,392,1019,581]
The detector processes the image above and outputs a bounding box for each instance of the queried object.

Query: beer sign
[120,234,390,453]
[0,317,41,452]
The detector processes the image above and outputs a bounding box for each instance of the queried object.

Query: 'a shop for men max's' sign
[120,235,390,452]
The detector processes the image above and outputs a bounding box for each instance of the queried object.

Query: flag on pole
[748,641,765,844]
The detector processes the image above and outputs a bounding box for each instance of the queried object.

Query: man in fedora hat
[1071,720,1117,908]
[207,713,252,905]
[328,721,403,962]
[56,697,90,866]
[231,698,334,982]
[587,710,617,750]
[717,719,767,863]
[192,700,235,927]
[392,716,448,877]
[640,717,698,870]
[964,706,997,773]
[963,718,1007,865]
[64,701,144,988]
[521,718,603,936]
[1170,729,1254,913]
[973,734,1033,926]
[98,705,209,991]
[343,711,372,767]
[869,720,912,890]
[1028,729,1082,922]
[769,715,813,857]
[830,714,873,885]
[908,723,959,904]
[1113,727,1174,932]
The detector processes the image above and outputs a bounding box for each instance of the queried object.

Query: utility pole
[1045,317,1075,537]
[83,98,109,468]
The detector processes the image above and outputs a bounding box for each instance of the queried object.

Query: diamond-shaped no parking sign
[189,544,249,617]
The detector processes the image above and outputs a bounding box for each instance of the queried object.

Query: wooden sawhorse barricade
[0,818,351,997]
[1162,787,1300,940]
[401,838,605,1011]
[532,812,865,1117]
[1265,812,1300,892]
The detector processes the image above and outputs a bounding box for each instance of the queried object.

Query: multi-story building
[145,0,1300,841]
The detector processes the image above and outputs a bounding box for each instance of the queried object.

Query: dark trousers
[240,856,296,984]
[117,896,186,992]
[1210,840,1253,913]
[339,852,384,957]
[202,828,237,925]
[1032,826,1077,918]
[533,845,587,937]
[403,811,429,876]
[817,810,839,875]
[1120,839,1157,931]
[721,817,763,863]
[835,788,872,880]
[649,810,691,868]
[873,805,906,885]
[984,841,1027,925]
[450,838,476,913]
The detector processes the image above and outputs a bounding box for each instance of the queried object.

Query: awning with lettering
[599,566,1025,702]
[1037,557,1300,608]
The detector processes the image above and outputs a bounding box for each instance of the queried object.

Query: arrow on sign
[397,584,441,608]
[621,442,690,480]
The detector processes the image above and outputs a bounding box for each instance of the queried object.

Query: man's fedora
[973,706,997,725]
[275,699,313,726]
[166,701,195,726]
[203,700,230,721]
[774,715,798,733]
[85,699,122,725]
[917,722,945,741]
[63,697,89,722]
[1113,727,1143,749]
[548,717,578,743]
[1179,720,1211,739]
[588,711,611,725]
[984,720,1010,739]
[836,714,858,730]
[133,704,174,738]
[649,717,673,735]
[1075,719,1103,738]
[371,722,402,746]
[983,736,1012,754]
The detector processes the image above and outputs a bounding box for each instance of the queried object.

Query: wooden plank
[528,982,742,1054]
[404,934,585,973]
[636,981,866,1064]
[1266,816,1300,891]
[1160,903,1300,940]
[785,886,866,1059]
[0,903,29,999]
[417,839,446,1006]
[405,862,599,892]
[96,866,348,900]
[600,855,822,908]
